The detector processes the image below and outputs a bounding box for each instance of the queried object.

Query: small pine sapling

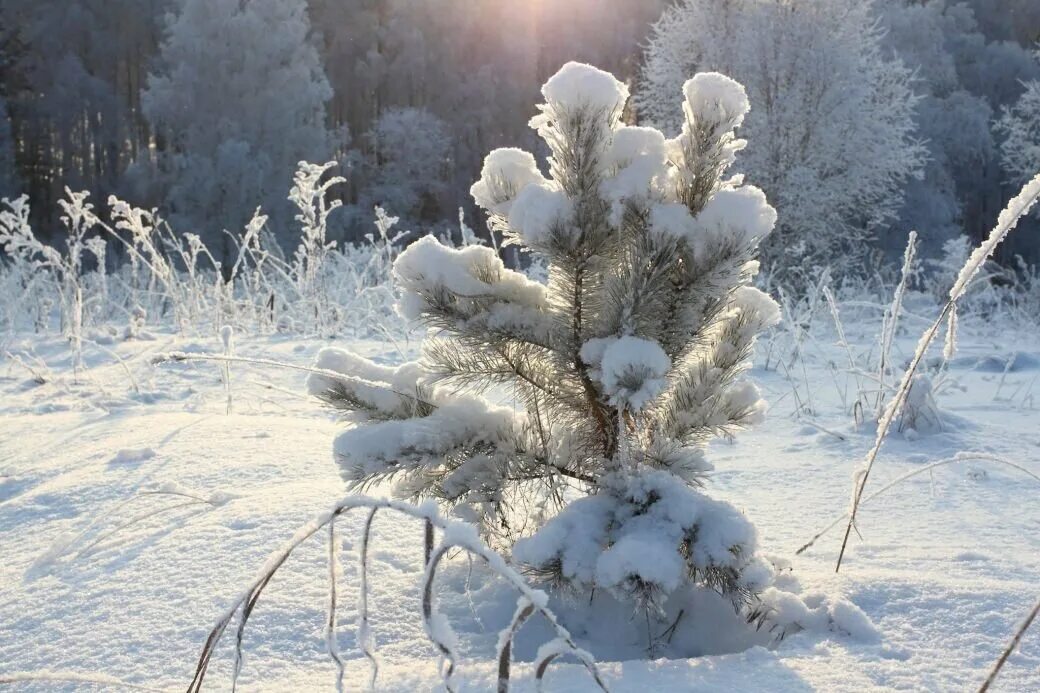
[311,63,781,617]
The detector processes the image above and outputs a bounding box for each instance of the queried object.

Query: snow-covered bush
[638,0,924,283]
[309,63,783,618]
[0,161,411,343]
[0,195,61,338]
[0,189,102,368]
[290,161,345,336]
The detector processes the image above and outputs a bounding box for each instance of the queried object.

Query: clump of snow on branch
[469,148,547,217]
[682,72,749,131]
[513,471,770,610]
[593,336,671,412]
[508,185,574,247]
[540,61,629,115]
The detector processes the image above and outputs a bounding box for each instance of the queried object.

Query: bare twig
[978,597,1040,692]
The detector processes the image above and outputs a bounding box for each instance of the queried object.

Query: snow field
[0,313,1038,690]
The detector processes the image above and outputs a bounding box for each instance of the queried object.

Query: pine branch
[600,204,683,341]
[315,381,435,420]
[422,338,589,426]
[411,287,553,351]
[659,237,751,359]
[570,255,616,459]
[654,312,759,444]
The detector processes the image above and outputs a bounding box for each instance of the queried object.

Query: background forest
[1,0,1039,277]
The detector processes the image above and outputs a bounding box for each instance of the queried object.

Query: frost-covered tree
[309,63,782,614]
[877,1,984,255]
[358,107,452,226]
[142,0,340,260]
[996,74,1040,187]
[638,0,925,280]
[880,0,1040,255]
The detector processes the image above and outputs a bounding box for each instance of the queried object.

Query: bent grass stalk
[186,496,609,693]
[798,453,1040,556]
[834,170,1040,573]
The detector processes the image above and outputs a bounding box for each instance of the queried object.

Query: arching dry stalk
[534,638,572,692]
[325,517,346,693]
[835,173,1040,573]
[185,496,610,693]
[978,597,1040,692]
[798,453,1040,556]
[425,518,434,567]
[422,543,460,692]
[537,652,560,687]
[497,598,536,693]
[358,507,380,688]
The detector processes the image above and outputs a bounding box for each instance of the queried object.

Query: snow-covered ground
[1,312,1039,691]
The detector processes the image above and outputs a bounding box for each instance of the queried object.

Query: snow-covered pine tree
[310,63,780,612]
